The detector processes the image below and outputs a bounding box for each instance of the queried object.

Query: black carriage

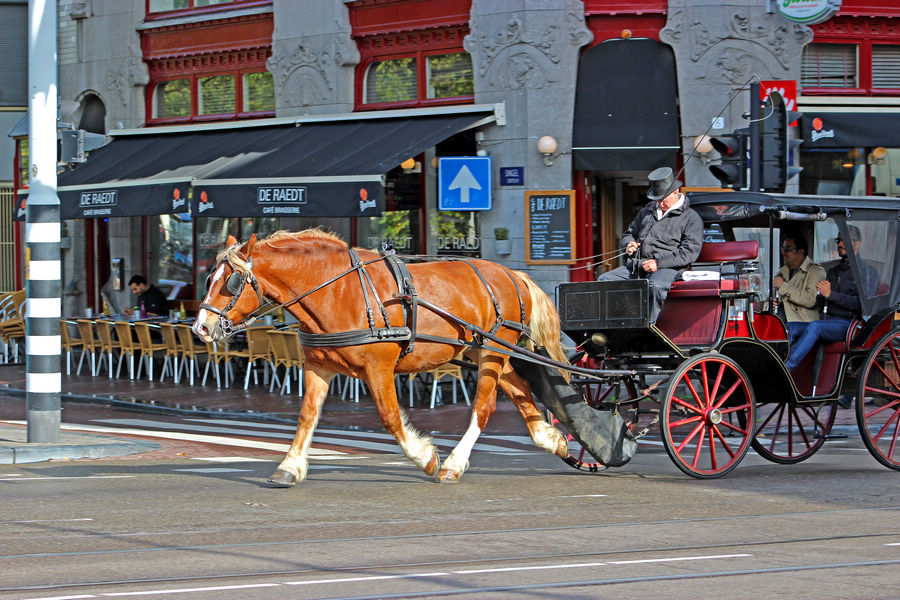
[549,191,900,478]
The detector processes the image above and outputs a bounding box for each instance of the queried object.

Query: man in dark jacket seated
[598,167,704,323]
[785,225,876,375]
[125,275,170,317]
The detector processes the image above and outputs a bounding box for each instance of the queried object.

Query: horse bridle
[199,256,266,336]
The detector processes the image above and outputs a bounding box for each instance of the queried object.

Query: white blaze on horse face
[193,263,227,341]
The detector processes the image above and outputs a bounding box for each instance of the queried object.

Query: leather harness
[202,246,532,361]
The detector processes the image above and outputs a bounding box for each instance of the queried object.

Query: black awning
[800,112,900,148]
[30,110,492,220]
[572,38,680,172]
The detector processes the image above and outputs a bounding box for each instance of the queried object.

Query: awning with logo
[572,38,680,172]
[16,105,499,220]
[800,113,900,148]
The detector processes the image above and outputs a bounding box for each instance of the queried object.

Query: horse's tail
[516,271,570,383]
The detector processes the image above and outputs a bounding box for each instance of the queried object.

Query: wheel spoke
[864,383,900,401]
[711,425,738,459]
[709,362,726,407]
[871,406,900,445]
[682,373,705,408]
[872,361,900,392]
[671,394,703,414]
[790,405,814,451]
[675,421,705,453]
[712,378,742,409]
[669,414,703,428]
[691,425,706,469]
[701,361,711,408]
[766,403,787,453]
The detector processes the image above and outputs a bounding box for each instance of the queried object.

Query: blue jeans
[784,318,851,372]
[598,265,679,324]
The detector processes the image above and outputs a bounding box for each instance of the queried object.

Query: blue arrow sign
[439,157,492,210]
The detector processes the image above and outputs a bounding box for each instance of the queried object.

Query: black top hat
[646,167,683,201]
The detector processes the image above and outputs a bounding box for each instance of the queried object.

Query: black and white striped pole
[26,0,61,443]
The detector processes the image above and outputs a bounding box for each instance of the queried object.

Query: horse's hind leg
[268,368,334,487]
[498,363,568,459]
[366,369,441,477]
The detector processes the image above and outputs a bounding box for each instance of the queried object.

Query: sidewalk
[0,362,527,463]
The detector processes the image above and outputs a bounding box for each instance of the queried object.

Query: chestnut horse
[192,229,570,486]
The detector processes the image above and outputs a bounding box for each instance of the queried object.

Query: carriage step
[814,432,848,440]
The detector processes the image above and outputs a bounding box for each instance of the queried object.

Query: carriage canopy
[688,191,900,322]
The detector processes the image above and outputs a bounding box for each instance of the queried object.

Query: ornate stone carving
[662,5,812,83]
[465,10,590,89]
[268,25,356,107]
[106,55,148,107]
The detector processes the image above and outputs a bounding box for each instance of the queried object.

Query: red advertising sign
[760,80,798,126]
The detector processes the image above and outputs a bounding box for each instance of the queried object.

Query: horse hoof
[425,450,441,477]
[267,469,297,488]
[555,436,569,459]
[435,469,460,483]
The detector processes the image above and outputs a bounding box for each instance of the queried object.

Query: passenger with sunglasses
[773,234,825,345]
[784,225,874,377]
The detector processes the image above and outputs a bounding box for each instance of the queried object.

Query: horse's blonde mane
[216,228,346,276]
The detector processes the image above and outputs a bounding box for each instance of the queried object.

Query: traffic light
[709,128,749,189]
[759,91,803,192]
[60,128,108,163]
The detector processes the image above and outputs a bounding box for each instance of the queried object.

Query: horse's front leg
[436,352,502,483]
[268,367,334,487]
[366,368,441,477]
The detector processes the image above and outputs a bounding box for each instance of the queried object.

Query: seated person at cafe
[125,275,170,317]
[773,233,825,345]
[784,226,871,373]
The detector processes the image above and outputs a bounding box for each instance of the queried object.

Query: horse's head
[193,234,265,342]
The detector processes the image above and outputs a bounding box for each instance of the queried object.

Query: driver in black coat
[598,167,704,323]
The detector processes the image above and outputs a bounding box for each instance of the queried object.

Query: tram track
[4,504,900,558]
[4,526,900,594]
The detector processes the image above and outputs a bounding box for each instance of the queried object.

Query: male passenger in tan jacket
[773,234,826,344]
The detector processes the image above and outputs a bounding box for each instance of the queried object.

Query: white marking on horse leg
[441,412,482,477]
[275,372,331,483]
[395,409,439,472]
[531,419,566,455]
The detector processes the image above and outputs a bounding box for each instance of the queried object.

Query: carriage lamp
[537,135,558,166]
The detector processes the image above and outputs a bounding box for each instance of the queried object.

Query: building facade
[8,0,900,316]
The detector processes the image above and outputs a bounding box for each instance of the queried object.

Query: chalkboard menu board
[525,190,576,264]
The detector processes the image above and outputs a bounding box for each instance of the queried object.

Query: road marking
[2,517,93,524]
[104,583,282,596]
[173,468,255,474]
[33,421,342,456]
[0,475,134,481]
[191,456,269,462]
[92,418,531,454]
[283,572,449,586]
[608,553,752,565]
[886,542,900,546]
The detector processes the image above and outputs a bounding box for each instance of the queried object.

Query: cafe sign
[777,0,841,25]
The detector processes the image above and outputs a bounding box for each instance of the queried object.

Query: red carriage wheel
[549,377,640,473]
[661,353,755,478]
[751,401,837,464]
[856,328,900,471]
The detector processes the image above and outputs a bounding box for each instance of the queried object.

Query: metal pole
[749,82,761,192]
[26,0,61,443]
